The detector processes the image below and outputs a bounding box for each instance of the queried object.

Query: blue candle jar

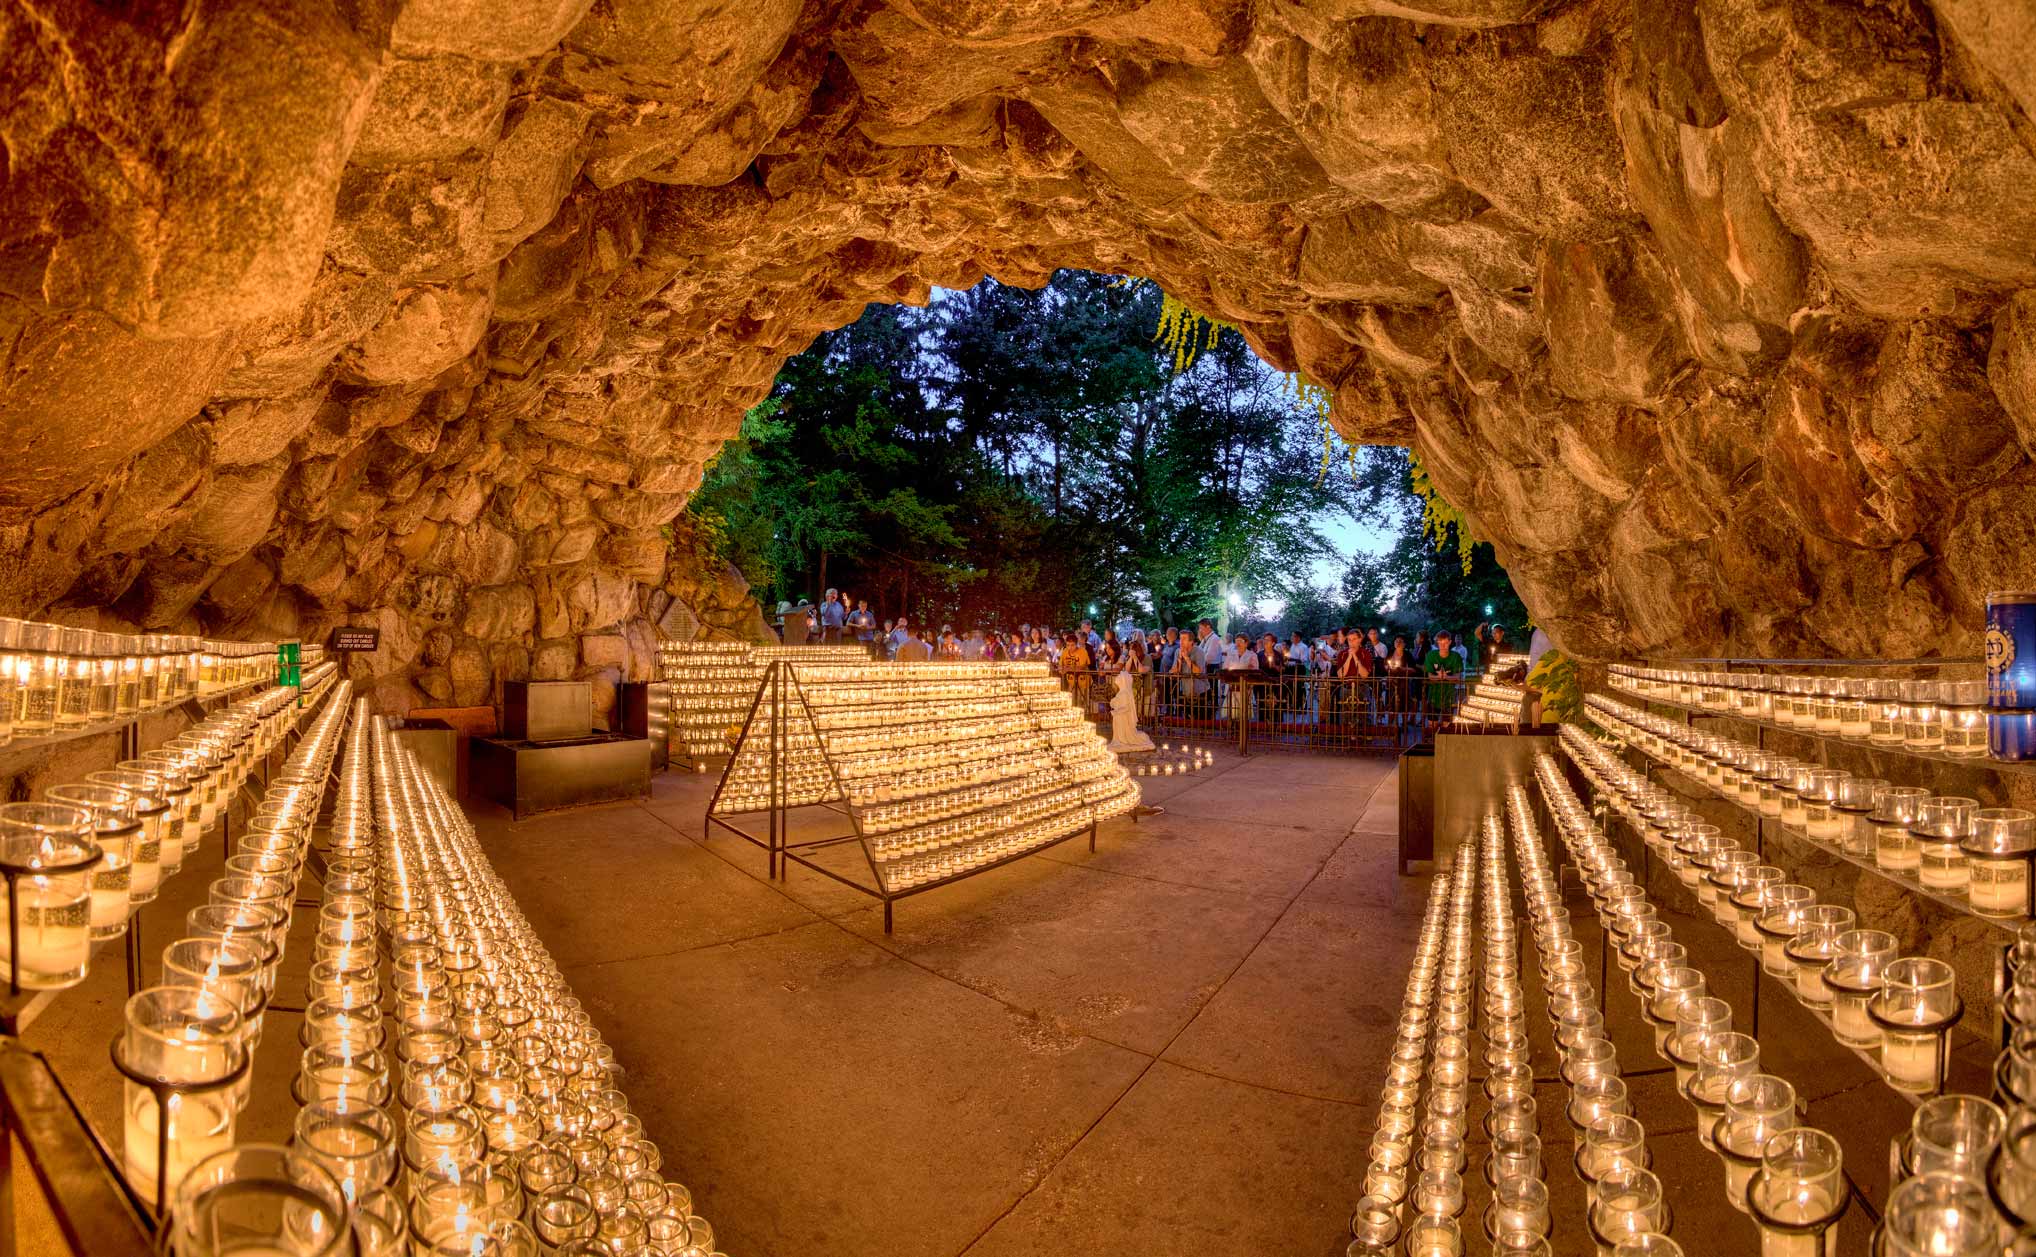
[1987,592,2036,760]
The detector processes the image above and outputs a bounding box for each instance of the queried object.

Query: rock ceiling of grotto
[4,0,2036,708]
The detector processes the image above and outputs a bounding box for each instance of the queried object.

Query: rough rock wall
[4,0,2035,711]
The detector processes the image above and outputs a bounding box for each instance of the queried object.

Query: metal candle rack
[704,660,1139,932]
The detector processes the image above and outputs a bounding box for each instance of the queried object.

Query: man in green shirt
[1424,629,1463,716]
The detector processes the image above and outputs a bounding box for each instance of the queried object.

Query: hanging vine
[1409,451,1483,576]
[1118,276,1360,484]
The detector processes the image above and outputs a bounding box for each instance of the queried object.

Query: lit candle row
[365,719,722,1254]
[1474,813,1552,1255]
[1346,858,1459,1256]
[1497,794,1674,1256]
[1608,667,1989,757]
[0,663,337,997]
[1398,831,1482,1257]
[1529,756,1849,1256]
[1560,731,1964,1100]
[135,669,350,1238]
[0,621,315,749]
[712,659,1141,879]
[1452,682,1526,727]
[1586,694,2036,919]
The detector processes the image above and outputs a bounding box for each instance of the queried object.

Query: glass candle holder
[120,986,245,1208]
[1630,940,1686,1006]
[1645,964,1705,1036]
[1716,1073,1797,1210]
[1942,680,1988,757]
[1865,678,1905,744]
[1706,850,1757,921]
[1579,1113,1648,1184]
[11,621,61,735]
[1901,678,1944,749]
[1963,807,2036,917]
[1995,1106,2036,1224]
[292,1097,396,1203]
[163,1144,350,1257]
[1689,1032,1761,1150]
[1589,1167,1668,1252]
[1567,1075,1628,1133]
[1755,759,1788,817]
[1880,1171,1994,1257]
[0,802,99,989]
[42,783,138,941]
[1832,776,1882,857]
[1872,786,1930,873]
[54,626,92,728]
[1824,929,1898,1048]
[1915,796,1978,891]
[1836,678,1871,737]
[1748,1127,1844,1257]
[1668,997,1731,1093]
[1412,1167,1465,1220]
[1755,884,1816,977]
[1347,1195,1400,1257]
[294,1044,390,1108]
[1782,905,1855,1007]
[88,767,176,889]
[1731,867,1785,949]
[116,758,194,867]
[1801,770,1845,840]
[161,936,264,1016]
[1485,1175,1549,1245]
[1905,1094,2004,1180]
[1869,956,1960,1093]
[1400,1212,1462,1257]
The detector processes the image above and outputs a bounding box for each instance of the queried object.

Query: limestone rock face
[3,0,2036,712]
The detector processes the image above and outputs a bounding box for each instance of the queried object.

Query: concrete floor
[473,750,1411,1257]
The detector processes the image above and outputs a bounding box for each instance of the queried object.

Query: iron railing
[1058,669,1478,754]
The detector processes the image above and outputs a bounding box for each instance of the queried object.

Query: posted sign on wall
[330,627,380,652]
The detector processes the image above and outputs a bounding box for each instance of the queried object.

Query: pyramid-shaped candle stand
[704,659,1140,932]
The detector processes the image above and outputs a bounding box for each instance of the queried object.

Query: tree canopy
[685,269,1528,638]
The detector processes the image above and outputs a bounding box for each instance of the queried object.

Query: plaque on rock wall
[330,627,380,652]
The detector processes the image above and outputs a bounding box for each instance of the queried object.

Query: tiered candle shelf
[706,660,1138,931]
[1586,693,2029,933]
[655,640,870,771]
[1608,665,2024,775]
[0,666,343,1038]
[1557,731,1979,1108]
[1451,680,1529,729]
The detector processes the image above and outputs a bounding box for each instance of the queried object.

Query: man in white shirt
[1195,619,1225,669]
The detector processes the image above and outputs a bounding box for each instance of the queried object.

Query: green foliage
[1527,648,1587,726]
[696,270,1364,630]
[1409,451,1481,576]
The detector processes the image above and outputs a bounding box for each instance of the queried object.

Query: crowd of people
[777,590,1535,723]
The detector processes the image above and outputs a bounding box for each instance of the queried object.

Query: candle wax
[124,1088,234,1206]
[1726,1158,1756,1210]
[1882,1030,1941,1091]
[0,884,90,988]
[1831,994,1879,1047]
[1970,858,2029,916]
[1759,1187,1840,1257]
[1796,966,1831,1007]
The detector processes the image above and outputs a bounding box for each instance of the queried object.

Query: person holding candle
[1424,630,1463,719]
